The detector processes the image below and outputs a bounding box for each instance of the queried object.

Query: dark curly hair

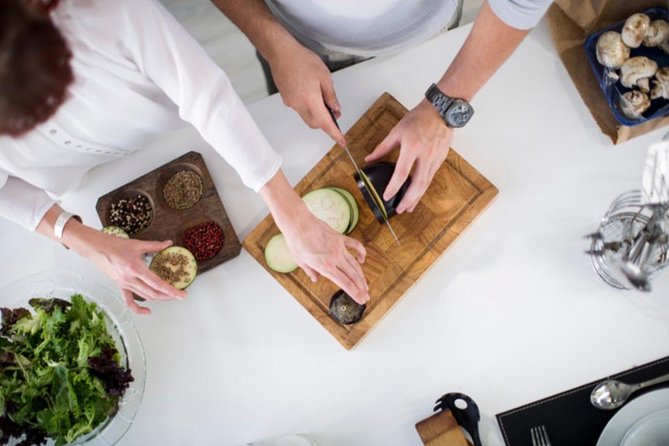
[0,0,73,137]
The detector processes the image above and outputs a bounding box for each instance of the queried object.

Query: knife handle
[326,105,342,131]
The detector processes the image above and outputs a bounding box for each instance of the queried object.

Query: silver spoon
[619,262,652,291]
[616,203,669,291]
[590,373,669,410]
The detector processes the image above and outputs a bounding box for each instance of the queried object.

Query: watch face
[446,100,473,128]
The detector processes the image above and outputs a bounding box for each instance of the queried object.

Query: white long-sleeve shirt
[265,0,553,57]
[0,0,282,230]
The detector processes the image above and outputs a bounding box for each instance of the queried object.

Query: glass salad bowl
[0,270,146,446]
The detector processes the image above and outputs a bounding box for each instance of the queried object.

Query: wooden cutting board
[416,410,471,446]
[243,93,497,349]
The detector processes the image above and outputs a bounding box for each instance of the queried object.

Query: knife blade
[326,106,401,245]
[326,107,364,177]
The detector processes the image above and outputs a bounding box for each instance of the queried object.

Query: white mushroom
[620,56,658,92]
[651,67,669,100]
[619,90,651,120]
[596,31,630,69]
[660,40,669,54]
[622,13,651,48]
[643,19,669,47]
[607,71,620,82]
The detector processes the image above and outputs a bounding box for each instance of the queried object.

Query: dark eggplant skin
[354,162,411,223]
[329,290,366,325]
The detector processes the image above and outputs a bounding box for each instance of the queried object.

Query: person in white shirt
[0,0,370,313]
[215,0,553,212]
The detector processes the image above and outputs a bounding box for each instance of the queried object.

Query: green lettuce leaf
[0,294,133,446]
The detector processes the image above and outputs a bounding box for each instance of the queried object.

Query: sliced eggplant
[354,162,411,223]
[302,188,351,234]
[149,246,197,289]
[264,233,298,273]
[359,170,387,220]
[265,186,358,274]
[328,187,359,234]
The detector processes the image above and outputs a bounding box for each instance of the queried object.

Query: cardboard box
[546,0,669,144]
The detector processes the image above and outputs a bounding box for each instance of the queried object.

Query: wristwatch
[424,83,474,128]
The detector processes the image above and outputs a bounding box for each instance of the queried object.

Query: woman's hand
[282,208,369,304]
[268,39,346,147]
[260,170,370,304]
[81,232,187,314]
[36,205,186,315]
[365,100,452,214]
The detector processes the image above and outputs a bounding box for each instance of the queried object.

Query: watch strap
[425,83,453,120]
[425,83,474,128]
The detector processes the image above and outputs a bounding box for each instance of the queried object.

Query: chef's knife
[326,106,401,245]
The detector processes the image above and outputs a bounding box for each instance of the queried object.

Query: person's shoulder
[54,0,169,40]
[51,0,151,62]
[52,0,126,27]
[57,0,157,22]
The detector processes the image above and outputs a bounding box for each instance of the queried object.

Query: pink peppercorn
[182,221,224,261]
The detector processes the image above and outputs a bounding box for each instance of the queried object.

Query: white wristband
[53,211,81,239]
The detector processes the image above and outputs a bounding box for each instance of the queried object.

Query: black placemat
[496,356,669,446]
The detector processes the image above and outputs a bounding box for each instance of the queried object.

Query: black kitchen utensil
[434,392,482,446]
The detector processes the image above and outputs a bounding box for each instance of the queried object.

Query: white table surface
[2,20,669,446]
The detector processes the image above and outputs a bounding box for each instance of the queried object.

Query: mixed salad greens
[0,295,133,446]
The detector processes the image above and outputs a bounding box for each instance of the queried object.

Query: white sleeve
[487,0,553,30]
[0,172,57,231]
[119,0,281,192]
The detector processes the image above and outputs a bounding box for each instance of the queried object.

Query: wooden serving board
[96,151,241,274]
[243,93,497,349]
[416,410,471,446]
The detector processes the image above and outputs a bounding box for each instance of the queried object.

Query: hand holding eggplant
[365,99,452,213]
[83,233,188,314]
[36,204,187,315]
